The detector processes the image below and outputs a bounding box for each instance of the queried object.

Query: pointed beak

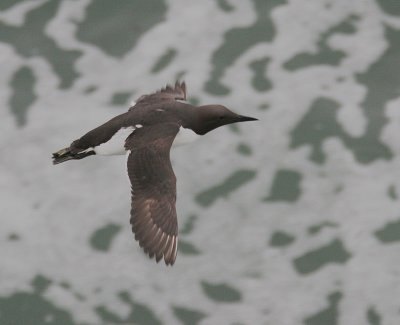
[237,115,258,122]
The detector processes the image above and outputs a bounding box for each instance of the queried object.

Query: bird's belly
[172,127,200,147]
[94,127,134,155]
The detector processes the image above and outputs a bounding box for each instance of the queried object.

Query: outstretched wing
[130,81,186,109]
[125,123,180,265]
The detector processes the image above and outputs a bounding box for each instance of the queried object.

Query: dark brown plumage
[126,123,179,265]
[53,81,257,266]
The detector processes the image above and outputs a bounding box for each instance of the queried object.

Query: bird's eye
[219,116,224,120]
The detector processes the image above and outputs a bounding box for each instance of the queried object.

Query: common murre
[53,81,257,265]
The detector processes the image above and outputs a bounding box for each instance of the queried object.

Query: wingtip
[134,226,178,266]
[180,81,187,100]
[52,147,74,165]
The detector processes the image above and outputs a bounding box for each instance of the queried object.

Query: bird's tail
[52,147,95,165]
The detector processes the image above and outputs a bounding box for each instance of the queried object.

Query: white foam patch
[1,1,399,324]
[94,126,134,155]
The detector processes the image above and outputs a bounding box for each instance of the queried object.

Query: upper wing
[125,123,180,265]
[129,81,186,110]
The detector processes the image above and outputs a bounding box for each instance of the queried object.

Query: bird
[52,81,257,265]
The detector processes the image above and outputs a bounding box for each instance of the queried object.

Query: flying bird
[53,81,257,265]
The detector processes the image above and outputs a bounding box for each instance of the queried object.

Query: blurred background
[0,0,400,324]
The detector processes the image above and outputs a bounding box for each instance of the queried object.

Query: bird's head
[194,105,258,135]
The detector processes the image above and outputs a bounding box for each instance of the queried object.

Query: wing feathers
[133,81,187,107]
[126,123,180,265]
